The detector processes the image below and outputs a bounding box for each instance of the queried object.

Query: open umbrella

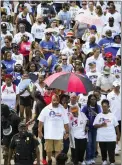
[75,14,104,26]
[44,72,93,93]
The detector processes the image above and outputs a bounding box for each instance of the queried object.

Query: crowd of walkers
[1,1,121,165]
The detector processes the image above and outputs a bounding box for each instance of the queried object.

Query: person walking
[8,121,40,165]
[93,99,120,165]
[81,94,101,164]
[38,94,69,165]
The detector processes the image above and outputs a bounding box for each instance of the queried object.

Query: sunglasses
[62,59,67,61]
[73,49,77,51]
[115,58,120,60]
[82,4,87,5]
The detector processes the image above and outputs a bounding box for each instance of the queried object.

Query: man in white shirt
[69,1,80,20]
[38,94,69,165]
[86,61,100,87]
[102,17,121,37]
[107,81,121,155]
[77,1,87,14]
[105,5,121,28]
[13,23,34,44]
[31,15,46,43]
[85,47,104,73]
[96,66,115,96]
[87,1,96,16]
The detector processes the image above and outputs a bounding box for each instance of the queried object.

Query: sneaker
[91,159,95,164]
[102,161,108,165]
[110,163,115,165]
[115,148,119,155]
[116,144,121,151]
[48,159,52,165]
[42,159,48,165]
[81,161,86,165]
[86,160,92,165]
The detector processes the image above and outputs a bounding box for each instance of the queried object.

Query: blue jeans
[86,128,97,161]
[62,138,70,155]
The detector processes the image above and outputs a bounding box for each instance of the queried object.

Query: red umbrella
[44,72,93,93]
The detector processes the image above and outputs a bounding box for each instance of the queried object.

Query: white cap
[15,61,22,66]
[113,81,120,87]
[59,25,65,30]
[44,28,54,34]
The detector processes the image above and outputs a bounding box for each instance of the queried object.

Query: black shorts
[20,96,32,107]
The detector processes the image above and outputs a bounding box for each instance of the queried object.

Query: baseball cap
[44,28,53,34]
[1,23,7,29]
[15,61,22,66]
[105,52,112,58]
[12,43,19,48]
[103,66,110,75]
[88,61,96,66]
[113,81,120,87]
[89,25,97,31]
[59,25,65,30]
[66,31,74,37]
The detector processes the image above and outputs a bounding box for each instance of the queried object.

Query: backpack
[2,84,16,93]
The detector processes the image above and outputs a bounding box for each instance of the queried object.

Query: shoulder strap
[2,85,6,92]
[58,34,65,41]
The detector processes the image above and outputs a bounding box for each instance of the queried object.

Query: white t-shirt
[69,6,80,20]
[96,74,115,92]
[93,112,118,142]
[61,47,74,58]
[78,94,88,109]
[86,71,100,86]
[85,56,104,73]
[13,32,34,44]
[38,103,69,140]
[31,23,46,39]
[102,24,121,37]
[1,84,19,109]
[107,91,121,121]
[105,12,121,27]
[111,65,121,81]
[70,112,88,139]
[12,53,24,65]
